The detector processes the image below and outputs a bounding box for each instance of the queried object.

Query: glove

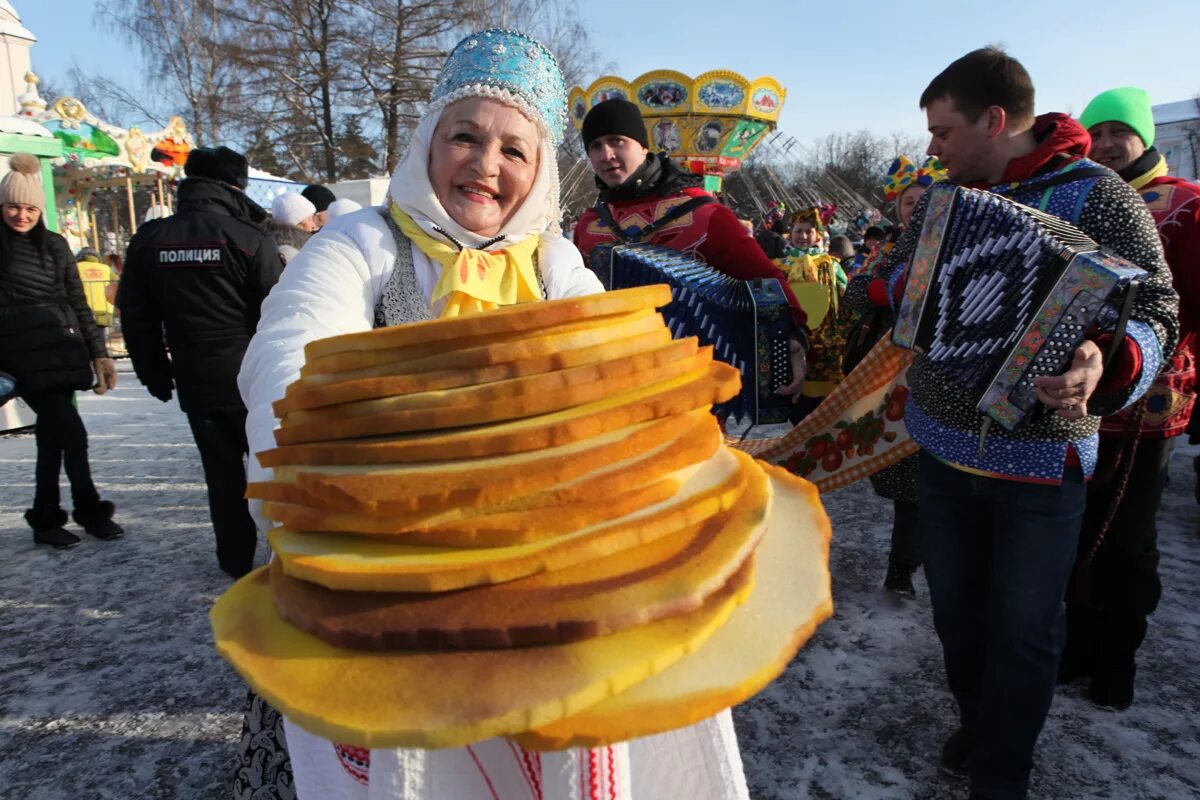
[147,380,173,403]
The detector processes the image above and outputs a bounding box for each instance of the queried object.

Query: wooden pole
[90,209,100,252]
[125,174,137,232]
[156,176,165,211]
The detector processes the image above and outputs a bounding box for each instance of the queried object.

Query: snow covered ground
[1,362,1197,799]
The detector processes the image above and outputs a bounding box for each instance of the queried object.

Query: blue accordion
[589,242,794,424]
[893,183,1146,431]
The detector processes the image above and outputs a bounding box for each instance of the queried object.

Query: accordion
[893,183,1146,431]
[589,242,794,424]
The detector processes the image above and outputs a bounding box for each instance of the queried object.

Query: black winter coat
[0,227,107,394]
[118,178,284,413]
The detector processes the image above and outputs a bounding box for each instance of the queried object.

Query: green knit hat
[1079,87,1155,147]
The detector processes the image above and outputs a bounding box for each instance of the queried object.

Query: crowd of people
[0,25,1197,800]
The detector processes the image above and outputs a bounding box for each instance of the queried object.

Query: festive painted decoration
[570,70,786,192]
[790,206,826,233]
[883,156,947,201]
[11,71,198,251]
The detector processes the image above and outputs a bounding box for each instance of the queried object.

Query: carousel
[568,70,785,193]
[14,73,192,255]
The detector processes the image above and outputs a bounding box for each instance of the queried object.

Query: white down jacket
[237,206,602,520]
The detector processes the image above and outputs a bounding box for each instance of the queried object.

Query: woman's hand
[93,358,118,395]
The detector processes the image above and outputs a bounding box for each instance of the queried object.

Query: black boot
[1089,616,1146,711]
[72,500,124,540]
[1058,604,1098,684]
[884,561,917,596]
[940,728,970,780]
[25,507,80,549]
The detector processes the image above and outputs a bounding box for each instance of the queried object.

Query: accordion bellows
[893,184,1146,430]
[589,243,796,424]
[210,286,833,750]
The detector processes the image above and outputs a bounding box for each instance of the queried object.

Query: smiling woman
[0,153,123,549]
[233,27,754,800]
[429,98,541,237]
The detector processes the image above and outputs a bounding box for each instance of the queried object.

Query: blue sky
[18,0,1200,151]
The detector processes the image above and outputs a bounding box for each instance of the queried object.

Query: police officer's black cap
[184,146,250,190]
[301,185,337,212]
[581,99,649,150]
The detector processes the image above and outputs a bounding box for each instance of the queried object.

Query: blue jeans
[918,451,1084,800]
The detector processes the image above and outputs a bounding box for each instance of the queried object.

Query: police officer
[117,146,283,578]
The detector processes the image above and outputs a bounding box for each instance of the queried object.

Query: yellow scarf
[1128,153,1170,191]
[390,205,543,318]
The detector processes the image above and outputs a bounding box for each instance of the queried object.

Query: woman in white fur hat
[269,192,318,264]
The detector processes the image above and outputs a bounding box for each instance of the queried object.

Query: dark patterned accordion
[589,242,794,424]
[892,183,1146,430]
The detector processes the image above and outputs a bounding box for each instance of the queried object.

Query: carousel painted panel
[631,70,692,114]
[569,87,589,128]
[693,71,751,115]
[747,77,786,122]
[588,79,632,109]
[720,120,769,160]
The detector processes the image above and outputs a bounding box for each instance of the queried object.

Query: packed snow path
[1,362,1197,799]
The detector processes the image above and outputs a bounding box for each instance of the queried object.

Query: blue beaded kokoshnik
[432,29,568,144]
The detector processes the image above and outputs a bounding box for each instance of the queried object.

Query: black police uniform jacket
[118,178,284,413]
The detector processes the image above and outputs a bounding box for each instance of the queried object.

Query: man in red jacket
[1058,87,1200,710]
[573,99,808,395]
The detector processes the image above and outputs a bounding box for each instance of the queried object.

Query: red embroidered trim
[589,749,601,800]
[607,746,617,799]
[332,743,370,786]
[466,745,502,800]
[507,740,543,799]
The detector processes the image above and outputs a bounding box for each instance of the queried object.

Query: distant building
[0,1,34,117]
[1155,99,1200,182]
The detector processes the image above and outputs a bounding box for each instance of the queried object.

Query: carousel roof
[570,70,787,177]
[16,73,195,177]
[0,113,51,137]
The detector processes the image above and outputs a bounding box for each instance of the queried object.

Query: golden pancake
[258,360,740,468]
[514,464,834,750]
[271,412,717,515]
[303,285,671,361]
[261,477,681,548]
[274,348,713,445]
[209,553,751,749]
[278,327,673,415]
[269,451,769,649]
[296,309,667,382]
[269,447,748,592]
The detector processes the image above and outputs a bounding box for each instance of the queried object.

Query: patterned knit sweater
[880,115,1179,483]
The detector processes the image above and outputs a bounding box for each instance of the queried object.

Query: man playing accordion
[869,48,1178,800]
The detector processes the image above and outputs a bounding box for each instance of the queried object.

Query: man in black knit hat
[573,98,809,395]
[118,146,284,578]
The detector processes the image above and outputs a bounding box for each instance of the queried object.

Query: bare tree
[86,0,598,186]
[806,129,927,207]
[95,0,243,145]
[226,0,358,181]
[352,0,467,173]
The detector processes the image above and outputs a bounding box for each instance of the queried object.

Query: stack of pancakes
[211,285,833,750]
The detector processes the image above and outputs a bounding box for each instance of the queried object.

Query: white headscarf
[387,90,562,252]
